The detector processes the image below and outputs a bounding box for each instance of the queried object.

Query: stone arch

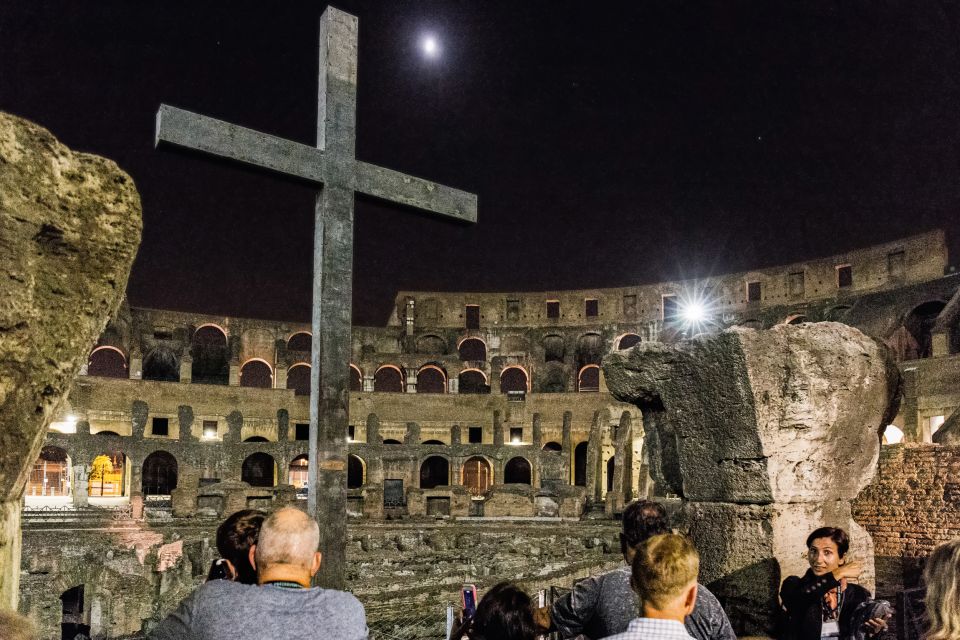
[241,452,277,487]
[240,358,273,389]
[350,364,363,392]
[190,324,229,385]
[348,454,365,489]
[616,333,642,350]
[542,441,562,452]
[240,328,276,371]
[504,457,532,485]
[288,454,309,489]
[286,363,311,396]
[417,364,447,393]
[905,300,948,359]
[500,366,529,393]
[61,585,89,640]
[419,455,450,489]
[243,436,269,443]
[576,333,604,370]
[462,456,493,496]
[87,346,127,378]
[423,439,446,445]
[573,442,588,486]
[287,331,312,352]
[374,365,404,393]
[458,337,487,361]
[543,334,565,363]
[143,347,179,382]
[458,368,490,394]
[89,449,127,497]
[416,334,448,355]
[882,425,904,445]
[578,364,600,392]
[141,450,178,495]
[783,314,808,325]
[27,445,71,497]
[383,439,402,445]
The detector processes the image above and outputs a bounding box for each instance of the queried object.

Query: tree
[90,454,114,496]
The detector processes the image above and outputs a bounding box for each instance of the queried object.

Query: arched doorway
[458,338,487,361]
[417,366,446,393]
[578,365,600,392]
[500,366,528,393]
[617,334,642,350]
[142,451,178,495]
[287,364,311,396]
[88,450,126,497]
[574,442,588,486]
[87,346,127,378]
[240,359,272,388]
[606,456,616,492]
[348,455,365,489]
[504,457,532,484]
[462,456,492,496]
[374,366,404,392]
[288,454,308,489]
[458,369,489,394]
[27,446,71,497]
[287,332,312,352]
[350,365,363,392]
[191,325,229,385]
[241,452,276,487]
[419,456,450,489]
[61,586,89,640]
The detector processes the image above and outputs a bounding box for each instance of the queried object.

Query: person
[544,500,734,640]
[0,610,38,640]
[450,582,542,640]
[780,527,889,640]
[923,538,960,640]
[206,508,266,584]
[150,507,368,639]
[601,533,701,640]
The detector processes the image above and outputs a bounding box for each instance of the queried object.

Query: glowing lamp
[680,301,707,324]
[421,35,439,58]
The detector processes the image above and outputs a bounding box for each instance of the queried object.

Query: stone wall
[853,443,960,595]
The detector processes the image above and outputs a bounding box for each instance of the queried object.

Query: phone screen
[462,585,478,619]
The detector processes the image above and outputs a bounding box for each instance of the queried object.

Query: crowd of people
[2,501,957,639]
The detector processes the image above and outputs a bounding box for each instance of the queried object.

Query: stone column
[129,348,143,380]
[449,376,459,394]
[603,324,900,635]
[607,411,633,514]
[366,413,381,444]
[228,359,240,386]
[585,410,603,504]
[404,422,420,445]
[72,466,89,508]
[362,375,374,392]
[450,424,462,446]
[532,413,543,449]
[493,410,504,446]
[274,364,288,390]
[179,354,192,384]
[405,371,417,394]
[561,411,573,483]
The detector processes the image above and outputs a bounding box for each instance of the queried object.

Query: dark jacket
[780,570,871,640]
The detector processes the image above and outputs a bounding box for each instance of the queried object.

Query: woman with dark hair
[451,582,542,640]
[206,508,266,584]
[780,527,889,640]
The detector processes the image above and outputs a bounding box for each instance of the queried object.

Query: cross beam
[155,6,477,589]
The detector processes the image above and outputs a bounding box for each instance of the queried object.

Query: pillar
[585,410,603,503]
[228,359,240,386]
[562,411,573,484]
[129,349,143,380]
[366,413,381,444]
[451,424,462,446]
[274,364,288,390]
[532,413,543,449]
[493,410,504,446]
[363,375,374,392]
[179,355,192,384]
[404,422,420,445]
[405,371,417,394]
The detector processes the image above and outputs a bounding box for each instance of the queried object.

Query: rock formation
[932,406,960,444]
[0,112,141,608]
[603,323,900,635]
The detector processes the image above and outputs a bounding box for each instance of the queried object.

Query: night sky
[2,1,959,326]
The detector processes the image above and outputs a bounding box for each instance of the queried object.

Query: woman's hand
[832,559,863,581]
[863,615,889,636]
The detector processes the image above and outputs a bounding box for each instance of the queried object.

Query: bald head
[254,507,320,573]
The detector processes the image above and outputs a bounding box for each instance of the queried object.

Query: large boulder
[932,406,960,444]
[603,323,900,635]
[0,112,141,607]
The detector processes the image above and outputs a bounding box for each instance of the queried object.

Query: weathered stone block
[484,484,536,517]
[0,112,141,607]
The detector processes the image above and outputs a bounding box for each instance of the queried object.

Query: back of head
[469,582,537,640]
[216,509,266,584]
[622,500,669,549]
[924,538,960,640]
[631,533,700,610]
[0,610,37,640]
[254,507,320,573]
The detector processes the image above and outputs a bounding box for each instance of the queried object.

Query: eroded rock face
[603,323,900,635]
[0,112,141,607]
[932,407,960,444]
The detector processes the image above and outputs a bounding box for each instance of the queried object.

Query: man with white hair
[150,507,368,639]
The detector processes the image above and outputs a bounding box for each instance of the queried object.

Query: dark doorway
[61,585,89,640]
[374,366,404,392]
[458,338,486,361]
[419,456,449,489]
[190,326,228,385]
[574,442,588,486]
[348,455,364,489]
[504,457,531,484]
[606,456,616,492]
[241,453,276,487]
[142,451,178,495]
[88,347,127,378]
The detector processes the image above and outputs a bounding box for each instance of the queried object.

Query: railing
[22,504,134,526]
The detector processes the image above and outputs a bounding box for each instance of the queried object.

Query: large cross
[154,7,477,589]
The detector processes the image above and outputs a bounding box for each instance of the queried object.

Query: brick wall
[852,443,960,595]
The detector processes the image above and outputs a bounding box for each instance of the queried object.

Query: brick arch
[240,358,273,389]
[419,455,450,489]
[286,363,311,396]
[504,456,532,485]
[287,331,312,352]
[141,450,178,495]
[417,364,447,393]
[577,364,600,392]
[350,364,363,392]
[88,345,128,378]
[457,337,487,361]
[458,368,489,394]
[191,324,229,385]
[374,365,405,393]
[500,365,529,393]
[615,333,642,350]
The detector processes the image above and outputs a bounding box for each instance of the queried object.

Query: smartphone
[461,583,478,620]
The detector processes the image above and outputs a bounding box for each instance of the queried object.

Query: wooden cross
[154,6,477,588]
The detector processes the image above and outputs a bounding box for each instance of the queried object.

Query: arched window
[458,369,489,394]
[374,366,404,393]
[574,442,588,486]
[577,334,603,370]
[422,440,445,445]
[143,348,179,382]
[142,451,178,496]
[89,450,126,497]
[27,446,71,497]
[288,454,308,489]
[905,301,947,359]
[243,436,269,443]
[417,366,446,393]
[383,439,402,445]
[462,456,493,496]
[88,346,127,378]
[286,364,311,396]
[617,334,642,350]
[348,455,365,489]
[578,365,600,392]
[606,456,616,492]
[504,457,532,485]
[542,442,562,453]
[191,325,228,385]
[500,366,528,393]
[287,332,312,352]
[458,338,487,362]
[240,359,272,389]
[882,425,904,445]
[350,365,363,392]
[241,452,276,487]
[420,456,450,489]
[784,314,807,325]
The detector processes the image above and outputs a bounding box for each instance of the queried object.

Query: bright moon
[422,35,439,57]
